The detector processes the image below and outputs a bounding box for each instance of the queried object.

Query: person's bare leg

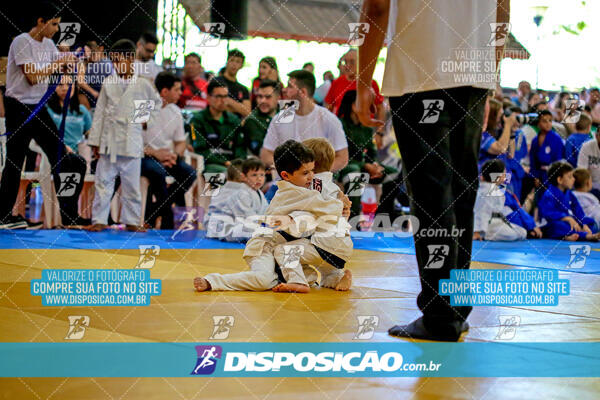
[272,282,310,293]
[194,277,211,292]
[334,269,352,291]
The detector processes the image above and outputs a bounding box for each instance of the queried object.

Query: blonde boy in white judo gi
[194,140,352,293]
[206,158,269,242]
[88,39,161,232]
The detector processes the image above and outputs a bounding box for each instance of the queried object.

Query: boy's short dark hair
[227,49,245,62]
[258,79,281,96]
[548,161,574,186]
[185,52,201,63]
[573,168,591,190]
[155,71,181,92]
[138,32,159,45]
[287,70,316,97]
[33,1,60,26]
[274,140,315,176]
[242,157,266,174]
[480,159,505,183]
[207,78,228,95]
[227,159,244,181]
[109,39,136,60]
[538,109,553,119]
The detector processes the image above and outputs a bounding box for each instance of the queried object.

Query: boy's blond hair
[302,138,335,173]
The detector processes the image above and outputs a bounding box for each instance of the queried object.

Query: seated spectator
[142,71,197,229]
[587,87,600,124]
[250,56,279,109]
[529,110,565,192]
[324,49,384,123]
[473,159,533,241]
[521,101,568,143]
[221,49,250,117]
[314,70,334,105]
[302,62,314,73]
[478,99,524,198]
[260,69,348,173]
[205,158,268,242]
[573,168,600,227]
[243,79,280,157]
[539,161,599,241]
[336,90,398,217]
[565,112,593,167]
[46,75,91,156]
[577,128,600,199]
[189,78,246,174]
[134,32,162,80]
[511,80,531,113]
[177,53,208,110]
[79,40,113,110]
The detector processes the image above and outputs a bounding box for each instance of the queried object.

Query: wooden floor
[1,247,599,399]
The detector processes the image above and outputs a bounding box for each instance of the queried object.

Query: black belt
[277,230,346,269]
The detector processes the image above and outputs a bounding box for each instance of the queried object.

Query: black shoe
[388,316,469,342]
[0,215,28,230]
[0,215,43,230]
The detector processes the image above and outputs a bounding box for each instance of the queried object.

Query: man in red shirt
[325,49,385,122]
[178,53,208,110]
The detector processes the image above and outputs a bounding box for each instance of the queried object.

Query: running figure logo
[354,315,379,339]
[486,172,511,197]
[199,23,225,47]
[57,172,81,197]
[131,100,156,123]
[345,172,369,197]
[65,315,90,340]
[274,100,299,124]
[347,23,370,46]
[191,345,222,375]
[566,244,590,269]
[488,23,511,46]
[419,100,444,124]
[135,245,160,269]
[424,244,449,269]
[209,316,235,340]
[171,208,198,240]
[562,99,585,124]
[202,173,226,197]
[495,315,520,340]
[57,23,80,46]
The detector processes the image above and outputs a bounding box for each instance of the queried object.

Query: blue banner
[1,342,599,377]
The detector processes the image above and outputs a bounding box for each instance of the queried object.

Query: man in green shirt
[242,80,280,156]
[189,78,246,173]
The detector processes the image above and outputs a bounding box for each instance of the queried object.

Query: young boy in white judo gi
[193,140,352,293]
[205,157,269,242]
[301,137,353,288]
[88,39,161,232]
[573,168,600,227]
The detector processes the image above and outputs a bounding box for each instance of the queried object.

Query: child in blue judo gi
[539,161,600,241]
[529,110,565,192]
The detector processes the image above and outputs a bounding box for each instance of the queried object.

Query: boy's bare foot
[585,232,600,242]
[272,282,310,293]
[126,224,147,232]
[194,277,211,292]
[87,223,107,232]
[334,269,353,291]
[565,233,579,241]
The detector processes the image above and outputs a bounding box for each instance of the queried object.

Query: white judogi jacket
[206,181,268,241]
[244,180,353,263]
[88,74,161,162]
[573,191,600,227]
[312,171,351,237]
[473,182,526,241]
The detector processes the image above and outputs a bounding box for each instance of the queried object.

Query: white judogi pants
[92,154,142,226]
[205,241,280,291]
[273,238,345,289]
